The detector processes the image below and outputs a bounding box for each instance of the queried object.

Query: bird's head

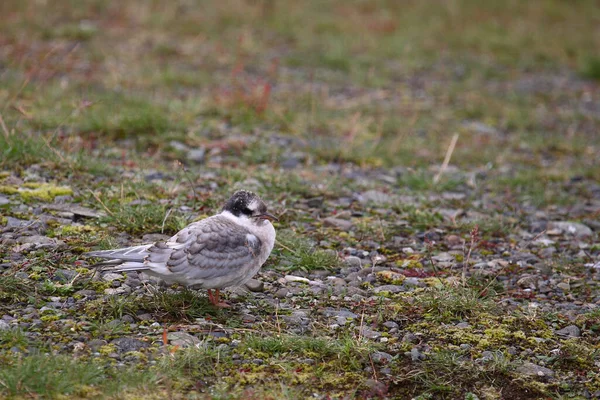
[222,190,278,224]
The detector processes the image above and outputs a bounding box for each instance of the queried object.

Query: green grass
[0,354,105,398]
[0,132,54,169]
[273,230,340,272]
[415,285,498,323]
[579,55,600,81]
[0,275,33,304]
[149,288,219,321]
[0,353,163,399]
[244,334,376,371]
[0,328,28,350]
[99,203,188,236]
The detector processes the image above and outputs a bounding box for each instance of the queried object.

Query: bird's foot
[207,289,231,308]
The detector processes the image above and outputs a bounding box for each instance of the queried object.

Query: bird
[85,190,278,307]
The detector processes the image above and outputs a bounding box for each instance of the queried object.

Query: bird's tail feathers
[85,244,152,262]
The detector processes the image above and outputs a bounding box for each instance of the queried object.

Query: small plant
[0,275,33,303]
[0,328,28,349]
[99,203,188,235]
[579,55,600,81]
[415,285,497,322]
[156,342,222,383]
[274,230,339,272]
[149,288,217,321]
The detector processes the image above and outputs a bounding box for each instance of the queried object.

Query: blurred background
[1,0,599,196]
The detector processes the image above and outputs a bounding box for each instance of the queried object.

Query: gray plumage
[85,191,277,302]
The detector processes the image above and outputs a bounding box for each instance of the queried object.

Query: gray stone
[431,252,455,262]
[410,347,425,361]
[359,190,395,205]
[371,351,393,364]
[515,362,554,380]
[275,288,289,298]
[87,339,107,351]
[281,157,300,169]
[102,273,124,282]
[244,279,264,292]
[169,140,188,152]
[402,333,418,343]
[555,325,581,338]
[167,331,201,348]
[0,320,10,331]
[344,256,362,268]
[136,313,153,321]
[373,285,405,294]
[44,204,104,218]
[382,321,399,330]
[322,308,358,319]
[323,217,353,230]
[54,269,78,283]
[364,379,387,395]
[359,326,381,339]
[403,277,422,287]
[517,275,539,289]
[5,217,31,228]
[0,195,9,206]
[548,221,593,238]
[479,351,495,362]
[111,337,149,353]
[187,148,206,164]
[17,235,64,248]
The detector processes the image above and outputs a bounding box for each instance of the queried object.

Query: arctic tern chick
[86,190,277,307]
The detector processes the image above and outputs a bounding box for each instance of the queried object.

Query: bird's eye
[242,207,253,215]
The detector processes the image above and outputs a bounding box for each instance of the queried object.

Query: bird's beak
[256,212,279,222]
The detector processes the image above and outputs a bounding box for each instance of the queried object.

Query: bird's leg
[207,289,214,304]
[212,289,231,308]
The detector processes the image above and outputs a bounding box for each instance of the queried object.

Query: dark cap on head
[222,190,266,217]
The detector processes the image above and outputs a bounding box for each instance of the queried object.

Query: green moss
[0,185,18,195]
[376,270,406,285]
[98,344,118,356]
[40,315,60,322]
[1,183,73,202]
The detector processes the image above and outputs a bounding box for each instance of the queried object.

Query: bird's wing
[85,244,154,270]
[145,215,262,280]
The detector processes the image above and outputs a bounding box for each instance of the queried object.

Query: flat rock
[16,235,64,249]
[244,279,264,292]
[322,308,358,319]
[44,204,105,218]
[102,273,125,282]
[167,331,201,348]
[359,326,381,339]
[0,320,10,330]
[323,217,353,230]
[548,221,593,238]
[54,269,78,283]
[187,148,206,164]
[358,190,395,205]
[555,325,581,338]
[373,285,405,294]
[344,256,362,268]
[371,351,393,364]
[515,362,554,380]
[111,337,149,353]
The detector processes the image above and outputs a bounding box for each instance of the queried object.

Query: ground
[1,1,599,399]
